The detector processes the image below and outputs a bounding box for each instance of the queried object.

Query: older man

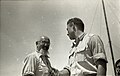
[22,36,57,76]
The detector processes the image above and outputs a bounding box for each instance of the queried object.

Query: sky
[0,0,120,76]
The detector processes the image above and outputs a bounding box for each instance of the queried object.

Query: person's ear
[73,26,76,31]
[71,22,76,31]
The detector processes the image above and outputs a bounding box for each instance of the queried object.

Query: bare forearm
[59,69,70,76]
[23,74,34,76]
[96,60,107,76]
[97,65,106,76]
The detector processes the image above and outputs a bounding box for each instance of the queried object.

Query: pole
[102,0,116,75]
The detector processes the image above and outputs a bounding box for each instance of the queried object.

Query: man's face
[36,37,50,51]
[67,23,76,40]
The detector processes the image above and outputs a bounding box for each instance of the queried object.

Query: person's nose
[44,43,49,46]
[67,33,69,36]
[44,43,47,46]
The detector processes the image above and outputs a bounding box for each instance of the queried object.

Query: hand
[48,68,59,76]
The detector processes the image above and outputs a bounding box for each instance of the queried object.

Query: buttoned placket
[72,40,87,76]
[70,46,80,76]
[70,33,87,76]
[74,48,78,76]
[74,41,82,76]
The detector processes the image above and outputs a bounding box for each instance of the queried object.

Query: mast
[102,0,116,75]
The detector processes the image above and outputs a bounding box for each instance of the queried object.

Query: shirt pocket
[75,51,85,62]
[75,45,86,62]
[76,47,94,64]
[42,66,49,73]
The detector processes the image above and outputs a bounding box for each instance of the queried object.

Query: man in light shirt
[22,36,57,76]
[59,18,108,76]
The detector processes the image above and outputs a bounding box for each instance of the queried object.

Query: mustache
[42,45,49,50]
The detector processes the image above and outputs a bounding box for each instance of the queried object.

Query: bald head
[40,36,50,43]
[36,36,50,52]
[36,36,50,44]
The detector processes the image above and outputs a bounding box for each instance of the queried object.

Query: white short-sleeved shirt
[67,33,107,76]
[22,51,49,76]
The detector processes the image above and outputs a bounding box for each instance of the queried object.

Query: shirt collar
[35,50,49,58]
[35,51,42,57]
[72,32,86,48]
[77,32,86,41]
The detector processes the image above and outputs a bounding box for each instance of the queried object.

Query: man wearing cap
[59,18,108,76]
[22,36,57,76]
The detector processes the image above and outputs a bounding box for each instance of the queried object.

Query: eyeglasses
[36,40,50,45]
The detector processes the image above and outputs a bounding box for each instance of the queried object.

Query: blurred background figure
[115,59,120,76]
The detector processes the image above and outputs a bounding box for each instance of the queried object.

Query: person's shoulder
[87,33,98,37]
[88,34,100,39]
[87,34,102,43]
[25,52,37,59]
[23,51,38,64]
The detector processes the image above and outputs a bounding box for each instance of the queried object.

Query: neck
[36,48,42,53]
[75,30,83,40]
[37,49,48,55]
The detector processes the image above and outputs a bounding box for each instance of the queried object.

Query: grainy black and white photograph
[0,0,120,76]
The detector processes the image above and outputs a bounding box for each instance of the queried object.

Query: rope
[89,0,100,34]
[106,0,120,24]
[106,0,120,12]
[99,1,102,36]
[112,43,120,50]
